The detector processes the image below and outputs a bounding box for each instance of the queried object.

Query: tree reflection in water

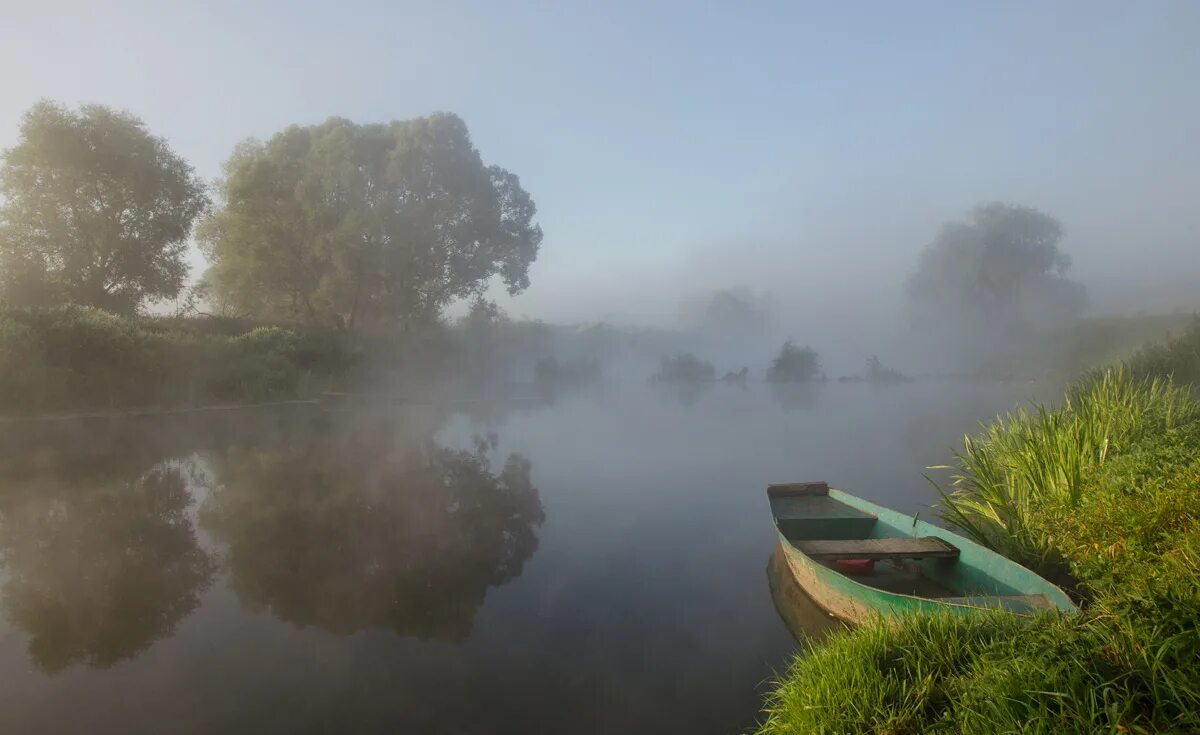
[199,418,544,641]
[0,459,216,672]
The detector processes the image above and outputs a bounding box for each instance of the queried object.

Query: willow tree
[199,113,542,330]
[0,102,208,314]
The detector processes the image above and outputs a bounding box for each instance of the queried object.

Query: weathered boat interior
[769,482,1054,613]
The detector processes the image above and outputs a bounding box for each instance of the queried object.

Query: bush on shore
[766,340,821,383]
[1125,316,1200,387]
[0,306,356,414]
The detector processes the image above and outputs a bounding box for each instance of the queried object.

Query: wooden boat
[769,482,1076,623]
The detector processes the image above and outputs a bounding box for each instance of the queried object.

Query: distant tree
[905,203,1087,337]
[767,340,820,382]
[681,287,770,335]
[199,113,542,330]
[865,355,910,383]
[720,366,749,384]
[0,101,208,314]
[653,353,716,383]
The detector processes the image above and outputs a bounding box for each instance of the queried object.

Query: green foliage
[758,612,1026,734]
[906,202,1087,340]
[652,352,715,383]
[761,589,1200,735]
[766,340,820,383]
[0,306,355,413]
[0,101,208,314]
[934,370,1196,576]
[199,113,541,330]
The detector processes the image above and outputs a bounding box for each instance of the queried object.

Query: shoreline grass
[757,342,1200,733]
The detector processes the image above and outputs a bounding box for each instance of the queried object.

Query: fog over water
[1,2,1198,732]
[0,379,1052,734]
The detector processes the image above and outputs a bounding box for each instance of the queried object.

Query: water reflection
[652,381,714,407]
[0,459,215,672]
[199,419,544,640]
[767,382,821,411]
[765,545,842,645]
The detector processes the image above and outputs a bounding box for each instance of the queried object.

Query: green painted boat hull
[770,484,1076,624]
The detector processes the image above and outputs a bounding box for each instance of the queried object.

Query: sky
[2,0,1199,333]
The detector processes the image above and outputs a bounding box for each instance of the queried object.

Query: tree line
[0,101,542,329]
[1,101,1090,351]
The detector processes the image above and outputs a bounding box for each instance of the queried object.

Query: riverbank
[756,328,1200,734]
[0,305,358,415]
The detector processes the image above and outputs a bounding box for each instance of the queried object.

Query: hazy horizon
[4,1,1198,337]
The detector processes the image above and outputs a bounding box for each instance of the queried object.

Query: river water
[0,379,1048,734]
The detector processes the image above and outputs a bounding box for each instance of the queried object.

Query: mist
[5,3,1199,367]
[2,3,1200,734]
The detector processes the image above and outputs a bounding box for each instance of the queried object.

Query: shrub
[652,352,715,383]
[0,306,356,414]
[766,340,820,383]
[865,355,911,383]
[1126,316,1200,387]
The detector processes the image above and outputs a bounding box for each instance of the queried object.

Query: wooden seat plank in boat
[771,494,876,521]
[793,536,959,561]
[770,488,879,541]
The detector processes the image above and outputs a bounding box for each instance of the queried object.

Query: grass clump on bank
[757,364,1200,734]
[935,370,1197,580]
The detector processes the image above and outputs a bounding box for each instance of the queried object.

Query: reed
[933,369,1196,576]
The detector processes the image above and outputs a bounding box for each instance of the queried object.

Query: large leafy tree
[905,203,1087,336]
[199,113,542,330]
[0,101,208,314]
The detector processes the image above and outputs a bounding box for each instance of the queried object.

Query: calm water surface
[0,380,1048,734]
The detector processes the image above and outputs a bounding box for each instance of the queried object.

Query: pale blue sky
[3,0,1198,327]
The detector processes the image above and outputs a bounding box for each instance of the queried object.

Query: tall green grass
[759,594,1200,735]
[760,547,1200,735]
[933,370,1197,579]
